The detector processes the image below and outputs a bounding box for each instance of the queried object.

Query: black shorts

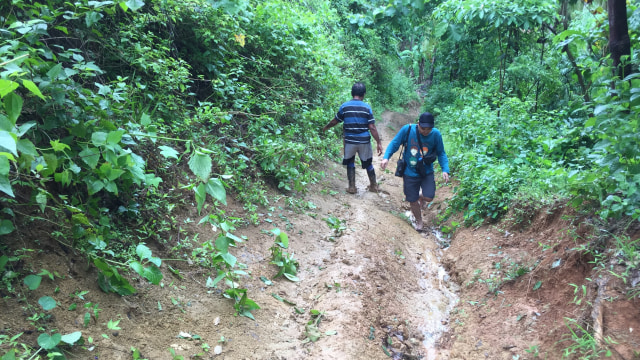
[403,173,435,203]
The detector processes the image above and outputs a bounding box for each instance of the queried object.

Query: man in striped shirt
[322,82,383,194]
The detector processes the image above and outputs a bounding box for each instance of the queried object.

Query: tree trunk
[427,48,436,86]
[608,0,632,80]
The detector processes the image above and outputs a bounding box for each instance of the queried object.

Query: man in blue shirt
[322,82,383,194]
[381,112,450,232]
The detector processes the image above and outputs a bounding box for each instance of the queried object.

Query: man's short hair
[351,82,366,97]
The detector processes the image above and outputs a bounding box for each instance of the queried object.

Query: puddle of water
[414,227,459,359]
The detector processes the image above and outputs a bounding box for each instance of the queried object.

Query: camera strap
[398,125,411,161]
[416,125,425,158]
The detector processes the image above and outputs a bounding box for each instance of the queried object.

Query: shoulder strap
[398,125,410,160]
[415,125,425,157]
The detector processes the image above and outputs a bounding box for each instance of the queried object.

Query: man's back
[336,99,374,144]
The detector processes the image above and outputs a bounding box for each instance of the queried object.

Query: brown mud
[1,109,639,360]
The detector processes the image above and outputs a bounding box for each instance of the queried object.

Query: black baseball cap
[419,112,434,128]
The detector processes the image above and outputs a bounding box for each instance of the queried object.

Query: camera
[394,159,406,177]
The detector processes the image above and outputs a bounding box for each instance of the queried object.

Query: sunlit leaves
[0,80,19,98]
[233,34,246,47]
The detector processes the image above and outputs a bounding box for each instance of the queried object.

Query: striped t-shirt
[335,99,374,144]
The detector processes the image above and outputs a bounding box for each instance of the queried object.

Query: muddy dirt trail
[10,109,638,360]
[2,109,462,360]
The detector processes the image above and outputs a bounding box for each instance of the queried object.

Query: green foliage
[223,288,260,320]
[559,318,614,359]
[268,228,299,282]
[323,215,346,237]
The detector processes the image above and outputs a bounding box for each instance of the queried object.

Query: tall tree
[607,0,631,80]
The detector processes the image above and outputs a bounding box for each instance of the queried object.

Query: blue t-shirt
[384,124,450,177]
[335,99,375,144]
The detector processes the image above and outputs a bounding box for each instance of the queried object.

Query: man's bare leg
[410,201,423,231]
[419,196,433,210]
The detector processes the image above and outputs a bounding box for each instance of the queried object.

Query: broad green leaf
[284,273,300,282]
[220,252,236,267]
[107,130,125,145]
[3,93,23,125]
[93,258,112,273]
[24,275,42,290]
[54,170,72,187]
[35,192,47,212]
[87,179,105,195]
[136,244,152,260]
[140,113,151,126]
[54,26,68,34]
[85,11,103,27]
[41,152,58,176]
[205,178,227,205]
[99,162,124,181]
[275,232,289,248]
[215,236,232,253]
[60,331,82,345]
[123,0,145,12]
[21,80,45,100]
[242,297,260,311]
[104,181,118,194]
[148,256,161,267]
[71,213,90,226]
[129,261,144,277]
[37,333,61,350]
[0,255,8,271]
[0,156,9,176]
[0,80,19,99]
[207,273,226,288]
[47,63,63,80]
[240,310,255,320]
[15,121,35,137]
[91,132,108,146]
[79,147,100,168]
[159,145,179,160]
[38,296,57,310]
[188,151,212,182]
[145,173,162,187]
[195,183,206,214]
[143,265,162,285]
[584,117,596,127]
[0,114,12,132]
[225,232,243,243]
[0,131,17,156]
[1,348,16,360]
[0,176,14,198]
[17,139,37,156]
